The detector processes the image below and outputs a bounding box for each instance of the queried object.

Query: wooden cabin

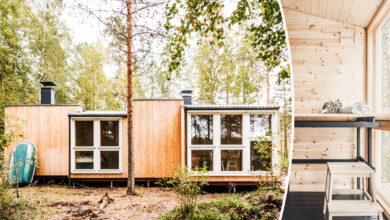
[281,0,390,219]
[5,87,280,185]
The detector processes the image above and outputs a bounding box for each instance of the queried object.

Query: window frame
[186,110,278,176]
[70,117,122,174]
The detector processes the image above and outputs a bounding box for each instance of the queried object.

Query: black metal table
[293,116,381,169]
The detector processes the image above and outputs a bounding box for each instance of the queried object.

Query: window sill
[71,170,122,174]
[193,171,277,176]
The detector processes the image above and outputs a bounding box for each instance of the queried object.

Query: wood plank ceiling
[281,0,384,27]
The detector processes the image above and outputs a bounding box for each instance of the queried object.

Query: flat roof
[5,104,81,107]
[184,104,280,110]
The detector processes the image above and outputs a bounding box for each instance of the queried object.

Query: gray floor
[282,192,387,220]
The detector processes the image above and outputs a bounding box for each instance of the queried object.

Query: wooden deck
[282,192,387,220]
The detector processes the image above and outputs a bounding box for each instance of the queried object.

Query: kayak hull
[8,142,37,186]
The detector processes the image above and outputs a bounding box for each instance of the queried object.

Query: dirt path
[19,185,228,219]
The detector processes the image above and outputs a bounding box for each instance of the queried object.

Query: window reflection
[250,115,271,137]
[191,115,213,145]
[221,115,242,145]
[101,121,119,146]
[75,121,94,146]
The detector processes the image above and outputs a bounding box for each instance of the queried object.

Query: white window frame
[187,110,278,176]
[71,117,122,174]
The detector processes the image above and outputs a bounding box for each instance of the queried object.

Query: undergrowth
[159,188,283,220]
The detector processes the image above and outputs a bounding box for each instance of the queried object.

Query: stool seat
[328,200,383,219]
[327,162,374,177]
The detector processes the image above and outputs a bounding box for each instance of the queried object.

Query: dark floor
[282,192,387,220]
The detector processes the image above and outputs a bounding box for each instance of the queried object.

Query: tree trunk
[266,70,270,105]
[126,0,135,195]
[283,86,288,158]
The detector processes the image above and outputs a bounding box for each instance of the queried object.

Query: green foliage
[159,190,282,220]
[0,181,36,219]
[71,42,122,110]
[165,0,289,83]
[253,136,273,171]
[158,166,209,215]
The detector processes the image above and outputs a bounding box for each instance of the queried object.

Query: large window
[377,17,390,201]
[191,150,213,171]
[221,114,242,145]
[188,112,275,174]
[75,121,94,146]
[72,119,122,173]
[191,115,213,145]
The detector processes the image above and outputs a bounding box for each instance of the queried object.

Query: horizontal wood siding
[5,105,82,176]
[284,9,366,191]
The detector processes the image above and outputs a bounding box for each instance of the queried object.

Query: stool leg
[370,173,377,202]
[323,169,330,214]
[362,177,366,200]
[379,212,383,220]
[328,213,332,220]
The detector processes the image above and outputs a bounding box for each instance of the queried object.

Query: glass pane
[381,19,390,112]
[191,150,213,171]
[221,150,242,171]
[75,151,94,169]
[221,115,242,145]
[381,131,390,197]
[75,121,94,146]
[191,115,213,145]
[250,115,271,137]
[250,141,272,171]
[100,151,119,169]
[101,121,119,146]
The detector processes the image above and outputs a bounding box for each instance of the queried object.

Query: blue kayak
[8,142,37,186]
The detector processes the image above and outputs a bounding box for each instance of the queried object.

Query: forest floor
[16,185,229,220]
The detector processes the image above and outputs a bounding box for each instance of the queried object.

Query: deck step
[328,200,383,216]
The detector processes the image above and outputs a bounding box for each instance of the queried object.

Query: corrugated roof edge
[133,98,183,101]
[184,105,280,110]
[5,104,81,107]
[68,110,127,117]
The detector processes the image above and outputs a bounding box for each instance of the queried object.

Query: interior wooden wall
[5,105,82,176]
[284,9,366,191]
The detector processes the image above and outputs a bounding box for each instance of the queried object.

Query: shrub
[159,190,283,220]
[158,166,209,216]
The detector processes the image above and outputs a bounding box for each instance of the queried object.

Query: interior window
[75,121,94,146]
[221,115,242,145]
[100,151,119,169]
[191,115,213,145]
[250,141,272,171]
[75,151,94,169]
[101,121,119,146]
[381,18,390,112]
[191,150,213,171]
[221,150,242,171]
[250,115,271,137]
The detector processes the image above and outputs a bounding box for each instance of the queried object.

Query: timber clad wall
[5,105,82,176]
[70,100,183,179]
[6,101,183,179]
[283,9,366,191]
[133,100,182,178]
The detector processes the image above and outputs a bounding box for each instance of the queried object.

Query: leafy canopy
[164,0,289,83]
